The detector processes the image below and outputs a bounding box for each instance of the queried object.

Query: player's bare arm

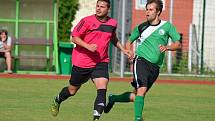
[72,37,97,52]
[111,35,131,57]
[159,41,181,53]
[125,40,134,60]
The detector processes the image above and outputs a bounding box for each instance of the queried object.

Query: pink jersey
[71,15,117,68]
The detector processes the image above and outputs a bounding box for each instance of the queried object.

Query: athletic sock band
[93,89,107,118]
[56,86,72,104]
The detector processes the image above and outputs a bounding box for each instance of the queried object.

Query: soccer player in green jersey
[104,0,182,121]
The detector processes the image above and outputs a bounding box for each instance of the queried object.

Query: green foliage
[160,58,167,73]
[203,66,215,75]
[160,53,189,74]
[58,0,79,42]
[172,53,189,73]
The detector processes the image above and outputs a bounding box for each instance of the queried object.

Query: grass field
[0,77,215,121]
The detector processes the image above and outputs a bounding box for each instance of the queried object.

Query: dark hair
[0,29,8,36]
[0,29,8,41]
[97,0,111,8]
[146,0,163,16]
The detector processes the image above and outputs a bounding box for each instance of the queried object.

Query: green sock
[111,92,131,102]
[134,96,144,121]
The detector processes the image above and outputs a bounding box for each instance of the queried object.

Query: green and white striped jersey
[129,20,180,67]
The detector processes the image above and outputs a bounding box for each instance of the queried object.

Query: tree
[58,0,79,42]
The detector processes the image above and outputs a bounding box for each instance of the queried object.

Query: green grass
[110,73,215,81]
[0,78,215,121]
[158,75,215,81]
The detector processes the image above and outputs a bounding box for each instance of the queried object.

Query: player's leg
[51,65,91,116]
[133,57,160,121]
[104,58,138,114]
[134,87,146,121]
[51,85,80,117]
[132,57,151,121]
[93,78,108,120]
[91,62,109,120]
[4,51,12,73]
[104,91,135,113]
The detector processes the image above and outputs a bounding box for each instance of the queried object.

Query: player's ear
[157,10,161,16]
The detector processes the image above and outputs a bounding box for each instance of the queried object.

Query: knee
[5,52,11,58]
[130,93,136,102]
[68,85,80,95]
[94,78,108,89]
[136,87,147,96]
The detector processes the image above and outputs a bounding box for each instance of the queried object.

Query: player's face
[96,1,109,18]
[0,32,7,42]
[145,3,160,22]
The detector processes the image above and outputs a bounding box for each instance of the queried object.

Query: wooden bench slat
[14,55,53,59]
[11,38,54,71]
[13,38,53,45]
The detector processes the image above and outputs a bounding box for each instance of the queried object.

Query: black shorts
[131,56,160,91]
[69,62,109,86]
[0,52,5,58]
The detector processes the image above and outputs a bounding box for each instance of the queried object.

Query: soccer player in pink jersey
[50,0,130,120]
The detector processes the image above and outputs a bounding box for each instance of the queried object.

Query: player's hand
[123,49,130,57]
[123,50,134,61]
[159,45,168,53]
[128,50,134,62]
[2,43,7,48]
[1,38,6,42]
[86,44,97,52]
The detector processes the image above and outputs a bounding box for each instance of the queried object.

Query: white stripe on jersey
[138,20,167,45]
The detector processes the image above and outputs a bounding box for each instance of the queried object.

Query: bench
[12,38,53,71]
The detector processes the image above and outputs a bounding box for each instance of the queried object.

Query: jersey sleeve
[168,24,180,42]
[7,36,12,46]
[128,25,140,42]
[0,41,3,48]
[71,18,89,37]
[112,22,117,35]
